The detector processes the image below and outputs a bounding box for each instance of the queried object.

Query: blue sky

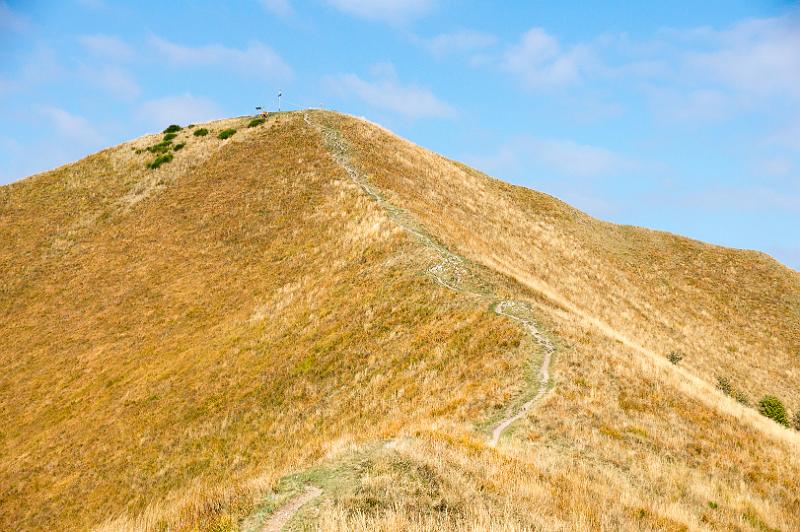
[1,1,798,269]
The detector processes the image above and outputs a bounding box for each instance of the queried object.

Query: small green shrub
[667,351,683,365]
[188,124,195,128]
[163,124,182,133]
[163,132,177,142]
[716,376,732,396]
[758,395,789,426]
[147,141,172,154]
[193,128,208,137]
[147,153,173,169]
[793,409,800,431]
[248,117,266,128]
[708,501,718,510]
[218,128,236,140]
[173,143,186,151]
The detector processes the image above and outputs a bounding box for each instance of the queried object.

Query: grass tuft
[667,350,683,365]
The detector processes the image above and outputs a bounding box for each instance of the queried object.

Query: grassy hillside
[1,111,798,531]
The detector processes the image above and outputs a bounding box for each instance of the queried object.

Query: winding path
[489,302,555,446]
[305,111,555,446]
[260,486,322,532]
[258,112,558,532]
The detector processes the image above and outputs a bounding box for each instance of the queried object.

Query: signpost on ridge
[277,91,282,112]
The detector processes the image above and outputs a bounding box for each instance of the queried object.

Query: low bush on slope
[218,127,237,140]
[759,395,789,426]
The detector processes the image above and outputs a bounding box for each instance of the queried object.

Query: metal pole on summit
[277,91,282,112]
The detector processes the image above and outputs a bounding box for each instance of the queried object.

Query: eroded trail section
[261,486,322,532]
[306,112,555,446]
[490,302,555,446]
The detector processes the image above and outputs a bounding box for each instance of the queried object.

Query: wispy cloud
[80,65,140,99]
[767,123,800,151]
[327,64,455,119]
[683,15,800,99]
[37,106,105,147]
[79,34,136,62]
[9,46,65,91]
[501,28,595,89]
[646,88,732,123]
[325,0,436,25]
[471,134,635,178]
[149,36,292,80]
[755,157,794,178]
[415,29,496,58]
[136,94,223,130]
[261,0,294,18]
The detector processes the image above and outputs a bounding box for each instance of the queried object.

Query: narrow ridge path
[305,111,555,446]
[260,486,322,532]
[489,302,555,446]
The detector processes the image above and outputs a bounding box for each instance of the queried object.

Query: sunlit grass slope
[0,114,525,530]
[1,110,798,531]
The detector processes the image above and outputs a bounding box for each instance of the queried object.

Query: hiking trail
[260,485,322,532]
[306,111,555,446]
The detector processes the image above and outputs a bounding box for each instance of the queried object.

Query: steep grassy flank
[0,114,526,530]
[331,111,800,406]
[253,111,800,531]
[1,110,798,531]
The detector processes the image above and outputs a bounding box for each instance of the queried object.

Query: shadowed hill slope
[1,111,798,531]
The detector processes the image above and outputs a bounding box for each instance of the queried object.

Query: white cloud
[325,0,435,24]
[685,15,800,99]
[648,88,732,123]
[501,28,594,89]
[767,123,800,151]
[522,136,633,177]
[756,157,794,178]
[37,106,105,147]
[327,67,455,119]
[261,0,293,17]
[80,65,140,99]
[150,36,292,80]
[79,34,136,62]
[417,30,496,58]
[20,46,64,86]
[469,135,634,179]
[136,94,223,130]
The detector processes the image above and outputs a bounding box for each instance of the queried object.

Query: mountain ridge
[1,110,798,531]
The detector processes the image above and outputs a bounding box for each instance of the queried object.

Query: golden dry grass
[1,110,798,530]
